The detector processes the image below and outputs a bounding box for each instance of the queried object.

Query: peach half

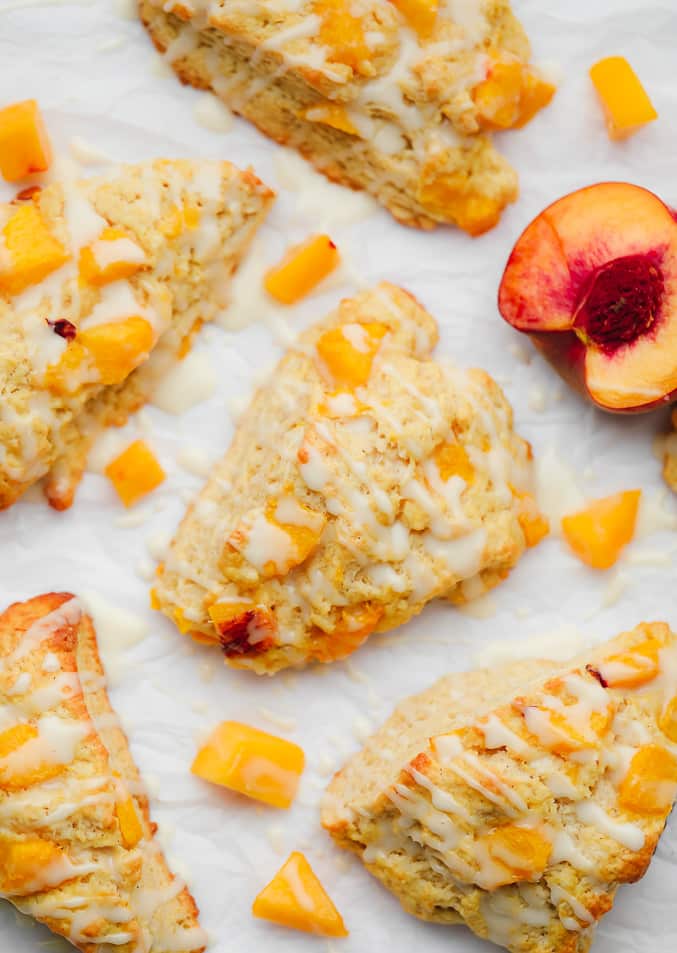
[498,183,677,412]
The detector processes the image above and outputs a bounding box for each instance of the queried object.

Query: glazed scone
[0,159,273,510]
[139,0,555,233]
[152,283,545,674]
[663,407,677,492]
[0,593,206,953]
[322,622,677,953]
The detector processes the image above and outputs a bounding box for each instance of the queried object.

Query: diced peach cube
[160,203,202,240]
[433,441,475,484]
[314,0,370,73]
[208,604,277,658]
[264,234,340,305]
[105,440,166,508]
[208,602,255,630]
[589,56,657,140]
[0,722,69,790]
[485,825,551,884]
[0,723,38,758]
[268,496,326,571]
[659,697,677,744]
[312,604,384,663]
[172,606,197,635]
[417,175,506,236]
[0,100,52,182]
[0,204,70,296]
[561,489,641,570]
[183,205,201,229]
[316,322,387,388]
[116,797,144,848]
[474,60,555,131]
[192,721,305,808]
[474,60,524,129]
[0,837,66,895]
[388,0,437,38]
[80,316,154,387]
[304,104,359,136]
[228,499,325,579]
[596,638,661,689]
[516,70,557,128]
[79,227,147,286]
[519,705,598,755]
[618,744,677,815]
[512,488,550,548]
[42,341,88,395]
[252,851,348,936]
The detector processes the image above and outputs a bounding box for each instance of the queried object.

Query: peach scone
[139,0,555,234]
[322,622,677,953]
[0,159,273,510]
[152,283,545,674]
[0,593,206,953]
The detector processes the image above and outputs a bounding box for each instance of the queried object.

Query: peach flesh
[498,183,677,413]
[573,253,664,353]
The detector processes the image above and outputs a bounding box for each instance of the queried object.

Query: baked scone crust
[139,0,550,231]
[153,282,542,673]
[322,622,677,953]
[0,159,272,510]
[0,593,206,953]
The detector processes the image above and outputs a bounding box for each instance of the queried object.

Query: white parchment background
[0,1,676,950]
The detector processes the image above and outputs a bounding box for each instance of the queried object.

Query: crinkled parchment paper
[0,1,676,950]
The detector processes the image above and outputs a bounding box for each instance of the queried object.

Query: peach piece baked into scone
[322,622,677,953]
[152,283,544,674]
[0,593,206,953]
[139,0,555,234]
[0,159,273,510]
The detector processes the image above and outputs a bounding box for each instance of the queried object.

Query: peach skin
[498,182,677,412]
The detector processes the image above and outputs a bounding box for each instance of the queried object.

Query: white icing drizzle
[241,512,297,571]
[0,594,206,950]
[549,883,594,927]
[479,714,534,757]
[2,155,248,494]
[549,831,594,873]
[4,598,81,667]
[575,802,645,851]
[355,631,677,950]
[408,767,471,820]
[446,750,528,816]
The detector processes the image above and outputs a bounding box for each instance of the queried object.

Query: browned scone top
[321,622,677,953]
[0,592,206,953]
[139,0,555,232]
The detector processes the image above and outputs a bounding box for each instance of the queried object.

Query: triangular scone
[153,283,543,673]
[139,0,554,233]
[0,593,206,953]
[0,159,273,509]
[322,622,677,953]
